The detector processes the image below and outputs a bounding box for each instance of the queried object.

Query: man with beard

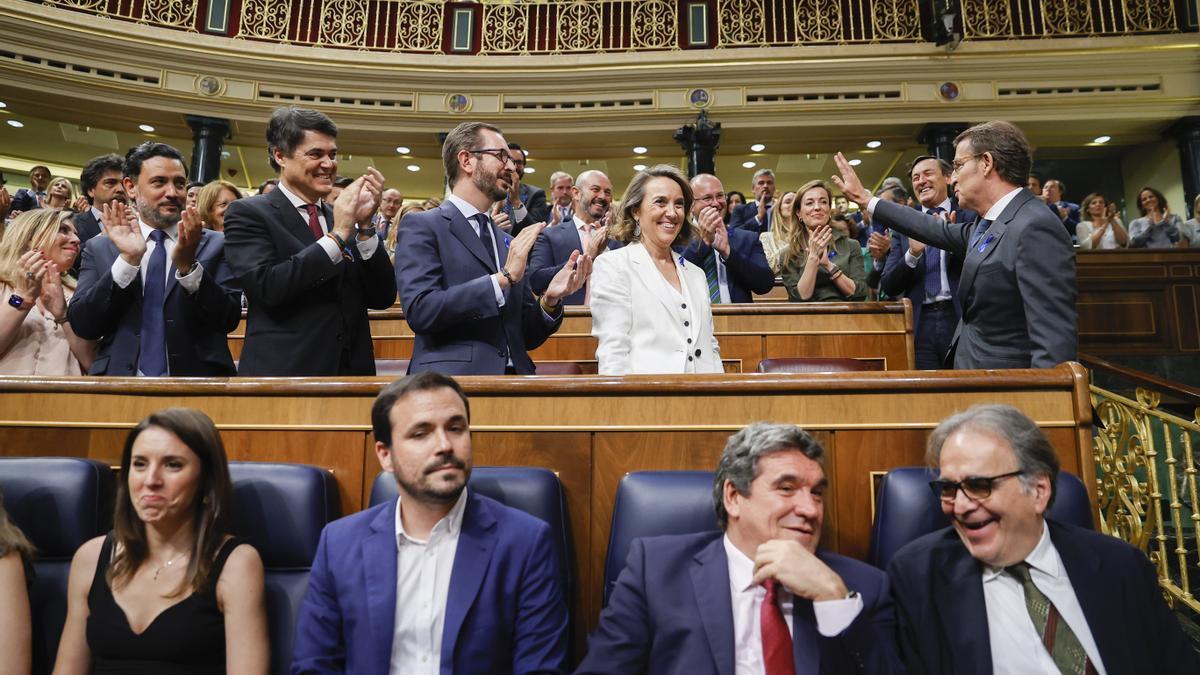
[72,153,128,275]
[223,106,396,376]
[395,121,589,374]
[528,169,619,306]
[682,173,774,304]
[293,372,569,674]
[68,142,241,376]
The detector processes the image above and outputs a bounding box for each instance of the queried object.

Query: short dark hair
[713,423,824,529]
[29,165,49,176]
[442,121,502,189]
[909,155,952,178]
[954,121,1032,189]
[371,372,471,447]
[333,175,354,188]
[123,142,186,180]
[80,154,124,204]
[258,178,279,193]
[266,106,337,172]
[187,180,204,191]
[506,142,526,161]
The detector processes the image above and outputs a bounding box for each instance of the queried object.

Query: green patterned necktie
[1006,562,1096,675]
[703,251,721,304]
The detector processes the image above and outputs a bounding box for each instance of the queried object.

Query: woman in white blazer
[590,165,722,375]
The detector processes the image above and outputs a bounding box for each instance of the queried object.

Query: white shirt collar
[394,488,469,547]
[446,194,484,221]
[982,519,1057,581]
[723,534,759,593]
[276,180,324,210]
[90,206,103,222]
[138,218,178,241]
[982,187,1025,222]
[574,214,601,233]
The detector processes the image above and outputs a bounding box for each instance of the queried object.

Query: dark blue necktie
[925,207,944,299]
[140,229,167,376]
[971,218,992,248]
[473,213,499,271]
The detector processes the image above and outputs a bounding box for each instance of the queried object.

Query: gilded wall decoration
[319,0,368,47]
[794,0,841,43]
[631,0,676,50]
[396,0,443,52]
[717,0,766,47]
[872,0,921,41]
[240,0,291,41]
[557,1,602,53]
[482,3,527,53]
[1042,0,1092,35]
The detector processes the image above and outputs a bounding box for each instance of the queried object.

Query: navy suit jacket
[872,189,1076,369]
[291,490,568,675]
[888,520,1199,675]
[510,183,550,236]
[223,189,396,376]
[878,201,977,330]
[10,188,42,213]
[396,201,562,375]
[729,200,772,233]
[69,209,104,277]
[681,227,775,303]
[528,220,622,305]
[576,532,903,675]
[68,228,240,376]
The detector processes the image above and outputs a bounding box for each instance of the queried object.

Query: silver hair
[926,404,1060,507]
[712,422,824,529]
[549,171,573,185]
[752,168,775,182]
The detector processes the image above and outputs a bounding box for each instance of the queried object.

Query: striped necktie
[1007,563,1097,675]
[703,251,721,304]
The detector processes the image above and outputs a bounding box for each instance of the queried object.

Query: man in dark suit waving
[888,404,1198,674]
[223,106,396,376]
[69,142,241,376]
[683,173,775,304]
[395,122,588,375]
[578,423,902,674]
[834,121,1076,369]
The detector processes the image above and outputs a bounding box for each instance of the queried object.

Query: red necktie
[761,579,795,675]
[304,204,323,240]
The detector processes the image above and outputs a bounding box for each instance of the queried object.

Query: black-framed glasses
[468,148,515,166]
[929,470,1024,503]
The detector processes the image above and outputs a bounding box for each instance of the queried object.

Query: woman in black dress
[53,408,268,674]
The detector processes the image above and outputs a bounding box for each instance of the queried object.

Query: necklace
[152,552,188,581]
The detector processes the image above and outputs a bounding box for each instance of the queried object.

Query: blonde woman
[1076,192,1128,250]
[195,180,243,232]
[590,164,721,374]
[44,177,89,212]
[780,180,867,302]
[0,209,94,374]
[385,202,426,257]
[759,190,796,275]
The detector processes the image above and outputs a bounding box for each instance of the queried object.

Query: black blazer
[68,229,241,376]
[681,226,775,303]
[879,200,977,330]
[887,521,1200,675]
[728,200,772,233]
[70,209,104,278]
[510,182,549,236]
[222,189,396,376]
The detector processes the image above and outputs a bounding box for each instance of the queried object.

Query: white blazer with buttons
[590,241,722,375]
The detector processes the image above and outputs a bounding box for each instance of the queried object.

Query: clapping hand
[102,202,146,265]
[333,168,385,241]
[584,223,610,259]
[501,222,545,284]
[173,206,203,273]
[15,250,48,300]
[545,249,592,303]
[697,205,730,257]
[808,223,833,268]
[71,196,90,213]
[867,230,890,262]
[491,202,513,234]
[830,153,872,209]
[39,260,67,322]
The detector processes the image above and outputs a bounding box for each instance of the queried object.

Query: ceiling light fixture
[848,158,862,166]
[139,124,155,133]
[6,120,23,128]
[866,140,882,149]
[742,161,756,169]
[633,164,647,171]
[406,164,420,172]
[0,101,7,109]
[633,146,648,155]
[524,167,535,174]
[1093,135,1111,144]
[395,146,410,154]
[750,144,766,152]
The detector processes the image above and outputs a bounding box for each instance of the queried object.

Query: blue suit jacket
[728,201,772,233]
[396,201,562,374]
[67,228,240,376]
[528,221,622,305]
[10,187,42,213]
[681,227,775,303]
[292,490,568,675]
[879,201,977,330]
[887,520,1200,675]
[576,531,903,675]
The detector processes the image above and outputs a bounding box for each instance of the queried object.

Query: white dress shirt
[389,490,468,675]
[982,522,1107,675]
[902,197,953,302]
[723,535,863,675]
[275,181,379,262]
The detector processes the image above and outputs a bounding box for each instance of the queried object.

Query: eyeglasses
[950,154,979,173]
[468,148,516,166]
[929,470,1024,503]
[696,192,727,203]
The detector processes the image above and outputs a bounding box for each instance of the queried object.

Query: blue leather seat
[229,462,340,675]
[603,471,719,607]
[371,466,575,653]
[868,466,1095,569]
[0,457,115,675]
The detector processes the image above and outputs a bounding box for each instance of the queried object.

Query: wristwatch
[356,226,377,239]
[7,293,29,311]
[499,267,515,284]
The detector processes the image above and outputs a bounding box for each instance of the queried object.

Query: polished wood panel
[231,301,917,371]
[0,365,1093,634]
[1076,249,1200,356]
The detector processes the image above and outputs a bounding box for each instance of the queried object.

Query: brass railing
[29,0,1190,54]
[1085,355,1200,615]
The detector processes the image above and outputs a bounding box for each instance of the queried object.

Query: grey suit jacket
[873,188,1076,369]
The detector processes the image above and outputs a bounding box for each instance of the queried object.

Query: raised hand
[752,539,848,602]
[492,203,513,234]
[545,249,591,303]
[584,225,610,260]
[867,231,890,262]
[830,152,872,208]
[39,260,67,322]
[71,196,91,213]
[501,222,545,283]
[102,202,146,265]
[14,250,47,300]
[711,219,730,258]
[809,224,833,266]
[173,205,203,273]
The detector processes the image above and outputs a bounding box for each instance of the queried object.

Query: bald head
[380,188,404,219]
[573,170,613,224]
[690,173,726,218]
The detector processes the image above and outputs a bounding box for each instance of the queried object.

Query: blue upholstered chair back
[868,466,1095,569]
[229,462,340,675]
[0,457,115,675]
[603,471,720,607]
